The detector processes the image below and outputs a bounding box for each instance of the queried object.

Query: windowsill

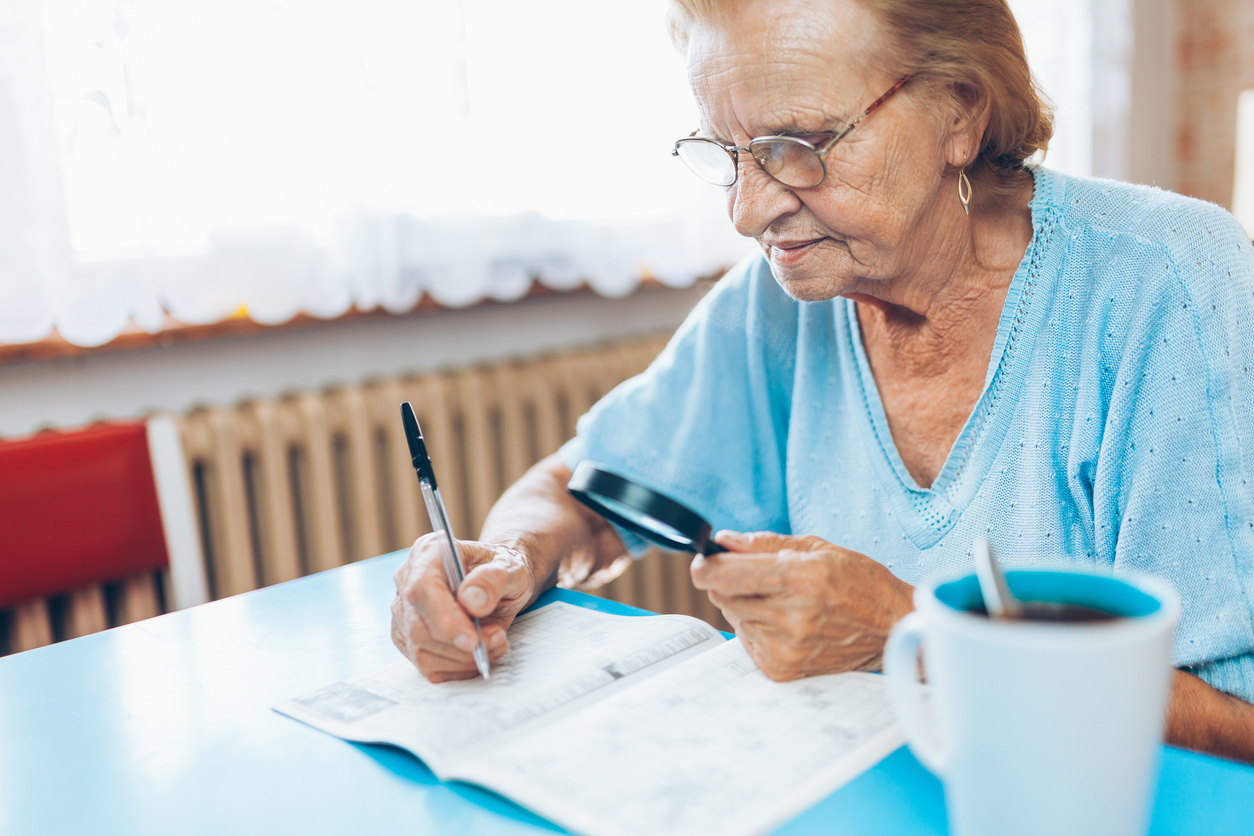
[0,278,703,368]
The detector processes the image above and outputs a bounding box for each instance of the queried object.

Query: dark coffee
[969,601,1120,623]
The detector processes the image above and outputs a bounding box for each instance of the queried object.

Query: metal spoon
[974,536,1022,619]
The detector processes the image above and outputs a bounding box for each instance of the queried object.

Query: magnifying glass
[566,461,726,555]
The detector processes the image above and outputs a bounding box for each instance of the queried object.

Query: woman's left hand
[691,531,915,681]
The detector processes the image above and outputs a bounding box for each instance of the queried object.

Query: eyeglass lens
[674,139,738,187]
[675,137,827,189]
[750,139,826,188]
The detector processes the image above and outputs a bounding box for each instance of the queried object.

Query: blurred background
[1,0,1252,648]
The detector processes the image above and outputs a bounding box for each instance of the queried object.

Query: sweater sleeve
[1087,202,1254,699]
[559,254,798,554]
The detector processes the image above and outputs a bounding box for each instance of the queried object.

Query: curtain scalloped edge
[7,265,724,349]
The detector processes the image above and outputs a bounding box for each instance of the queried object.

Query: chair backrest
[0,421,172,608]
[0,418,208,655]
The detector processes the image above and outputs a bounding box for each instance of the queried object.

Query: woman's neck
[848,173,1036,488]
[847,173,1035,370]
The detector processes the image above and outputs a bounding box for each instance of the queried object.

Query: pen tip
[474,648,491,680]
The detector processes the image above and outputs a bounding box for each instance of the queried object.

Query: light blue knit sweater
[562,166,1254,702]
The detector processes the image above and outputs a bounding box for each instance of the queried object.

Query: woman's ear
[944,82,990,170]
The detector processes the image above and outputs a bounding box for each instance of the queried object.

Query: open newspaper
[276,601,903,836]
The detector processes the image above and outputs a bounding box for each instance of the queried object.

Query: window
[1,0,1104,347]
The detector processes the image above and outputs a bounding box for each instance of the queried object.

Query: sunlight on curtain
[0,0,67,343]
[1,0,1103,346]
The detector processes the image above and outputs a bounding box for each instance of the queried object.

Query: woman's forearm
[1166,670,1254,764]
[479,454,629,605]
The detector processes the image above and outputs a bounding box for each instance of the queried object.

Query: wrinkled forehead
[684,0,890,136]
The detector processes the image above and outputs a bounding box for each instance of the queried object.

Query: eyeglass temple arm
[674,74,910,158]
[817,74,913,154]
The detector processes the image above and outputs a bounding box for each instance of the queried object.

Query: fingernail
[453,634,475,653]
[462,586,487,610]
[489,632,507,649]
[716,530,747,547]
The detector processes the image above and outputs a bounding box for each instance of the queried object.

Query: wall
[1128,0,1179,189]
[1175,0,1254,207]
[1076,0,1252,203]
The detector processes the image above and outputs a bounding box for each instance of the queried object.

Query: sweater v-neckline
[842,166,1064,549]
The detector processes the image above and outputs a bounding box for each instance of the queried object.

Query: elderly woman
[391,0,1254,761]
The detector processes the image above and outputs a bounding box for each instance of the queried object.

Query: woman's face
[686,0,963,303]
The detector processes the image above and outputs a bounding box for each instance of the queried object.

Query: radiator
[176,332,728,630]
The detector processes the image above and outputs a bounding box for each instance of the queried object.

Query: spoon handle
[974,536,1022,619]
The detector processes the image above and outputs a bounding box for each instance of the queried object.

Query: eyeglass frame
[672,74,913,189]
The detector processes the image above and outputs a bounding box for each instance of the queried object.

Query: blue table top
[1,550,1251,836]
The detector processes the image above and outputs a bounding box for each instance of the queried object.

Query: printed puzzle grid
[286,602,723,760]
[473,639,899,836]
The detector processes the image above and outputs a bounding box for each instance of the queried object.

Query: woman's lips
[768,238,824,265]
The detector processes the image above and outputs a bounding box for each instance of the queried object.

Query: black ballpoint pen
[400,402,490,679]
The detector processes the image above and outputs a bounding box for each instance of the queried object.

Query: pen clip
[400,402,439,488]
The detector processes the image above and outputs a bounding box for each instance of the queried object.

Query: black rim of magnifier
[566,461,725,555]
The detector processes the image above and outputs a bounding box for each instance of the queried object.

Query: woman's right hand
[390,532,537,683]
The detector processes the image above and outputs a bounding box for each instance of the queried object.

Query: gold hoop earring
[958,169,972,215]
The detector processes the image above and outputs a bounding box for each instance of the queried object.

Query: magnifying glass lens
[566,462,724,555]
[590,494,694,550]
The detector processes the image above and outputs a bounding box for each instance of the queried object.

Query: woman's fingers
[393,575,472,662]
[694,531,835,597]
[413,638,512,683]
[707,589,774,622]
[394,588,511,672]
[713,530,826,554]
[458,543,533,618]
[405,556,481,652]
[392,534,533,682]
[691,551,793,596]
[695,532,915,678]
[390,596,412,656]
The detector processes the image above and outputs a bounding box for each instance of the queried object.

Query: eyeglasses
[672,76,912,189]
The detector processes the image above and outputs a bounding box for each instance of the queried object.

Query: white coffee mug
[883,569,1180,836]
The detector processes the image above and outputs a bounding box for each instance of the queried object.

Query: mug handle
[883,611,947,775]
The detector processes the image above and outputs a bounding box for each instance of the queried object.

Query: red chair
[0,417,208,654]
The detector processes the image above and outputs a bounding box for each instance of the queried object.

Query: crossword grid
[293,603,724,760]
[472,640,898,836]
[280,605,897,836]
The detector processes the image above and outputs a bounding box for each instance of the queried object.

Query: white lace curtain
[1,0,1105,347]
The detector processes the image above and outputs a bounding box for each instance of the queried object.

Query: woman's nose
[728,158,803,238]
